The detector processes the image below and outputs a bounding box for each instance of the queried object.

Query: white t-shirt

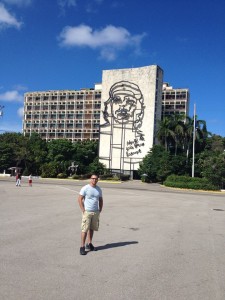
[79,184,102,212]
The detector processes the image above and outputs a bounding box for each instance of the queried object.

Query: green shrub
[79,174,92,180]
[99,174,114,180]
[99,174,120,181]
[41,162,58,178]
[164,175,219,191]
[57,173,67,179]
[72,174,80,180]
[141,175,150,183]
[104,176,120,181]
[120,174,130,181]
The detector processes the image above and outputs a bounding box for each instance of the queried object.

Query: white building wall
[99,65,163,173]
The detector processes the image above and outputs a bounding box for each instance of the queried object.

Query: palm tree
[170,114,185,155]
[157,117,175,151]
[158,114,209,159]
[183,115,209,160]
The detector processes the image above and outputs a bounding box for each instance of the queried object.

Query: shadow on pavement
[96,241,138,251]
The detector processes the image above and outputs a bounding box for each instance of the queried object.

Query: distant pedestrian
[78,174,103,255]
[16,173,21,187]
[28,174,32,187]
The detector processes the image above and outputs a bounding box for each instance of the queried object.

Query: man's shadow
[96,241,138,251]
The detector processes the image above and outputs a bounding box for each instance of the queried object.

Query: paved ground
[0,177,225,300]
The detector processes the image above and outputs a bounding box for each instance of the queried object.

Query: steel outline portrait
[102,80,145,133]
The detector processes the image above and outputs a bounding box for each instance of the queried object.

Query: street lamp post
[192,104,196,178]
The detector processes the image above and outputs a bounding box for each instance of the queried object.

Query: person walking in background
[16,173,21,187]
[28,174,32,187]
[78,174,103,255]
[15,173,18,186]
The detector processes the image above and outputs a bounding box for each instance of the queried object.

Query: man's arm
[78,195,85,213]
[99,197,103,212]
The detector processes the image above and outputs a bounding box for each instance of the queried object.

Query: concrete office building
[99,65,163,176]
[23,85,102,142]
[161,82,190,118]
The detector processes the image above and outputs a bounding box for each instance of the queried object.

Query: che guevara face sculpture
[102,81,144,127]
[112,91,137,123]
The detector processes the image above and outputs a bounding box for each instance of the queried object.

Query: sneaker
[80,246,86,255]
[85,243,96,251]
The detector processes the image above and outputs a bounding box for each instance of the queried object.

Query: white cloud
[0,3,22,29]
[58,24,146,60]
[13,84,28,91]
[17,106,24,117]
[100,47,116,61]
[85,0,104,13]
[0,90,23,102]
[2,0,32,6]
[58,0,76,15]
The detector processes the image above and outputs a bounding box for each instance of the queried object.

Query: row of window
[162,105,186,110]
[25,100,101,105]
[25,129,99,132]
[26,131,99,138]
[29,120,98,124]
[25,124,99,129]
[25,104,101,110]
[25,114,100,119]
[26,94,101,101]
[163,94,188,100]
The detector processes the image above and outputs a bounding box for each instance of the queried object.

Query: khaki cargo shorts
[81,211,100,233]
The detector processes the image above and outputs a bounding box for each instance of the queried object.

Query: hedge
[164,175,219,191]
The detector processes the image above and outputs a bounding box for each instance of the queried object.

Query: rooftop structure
[161,82,190,118]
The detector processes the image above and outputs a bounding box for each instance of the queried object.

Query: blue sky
[0,0,224,136]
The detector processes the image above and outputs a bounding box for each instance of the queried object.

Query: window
[95,94,101,99]
[76,113,83,119]
[67,114,74,119]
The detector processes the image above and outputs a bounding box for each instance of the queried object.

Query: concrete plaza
[0,178,225,300]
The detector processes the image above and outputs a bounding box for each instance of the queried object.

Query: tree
[196,135,225,187]
[25,133,48,175]
[199,153,225,188]
[157,115,209,162]
[205,134,224,152]
[47,139,74,162]
[87,158,106,175]
[0,132,29,172]
[170,114,185,155]
[183,115,209,159]
[72,140,98,174]
[138,145,172,182]
[0,142,14,172]
[40,162,61,178]
[157,117,175,151]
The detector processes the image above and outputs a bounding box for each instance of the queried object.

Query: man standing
[78,174,103,255]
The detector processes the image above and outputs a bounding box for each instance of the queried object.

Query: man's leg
[81,231,87,247]
[80,231,87,255]
[87,229,94,244]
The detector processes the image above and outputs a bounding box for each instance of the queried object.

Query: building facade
[23,86,102,142]
[23,68,191,176]
[99,65,164,175]
[161,82,190,118]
